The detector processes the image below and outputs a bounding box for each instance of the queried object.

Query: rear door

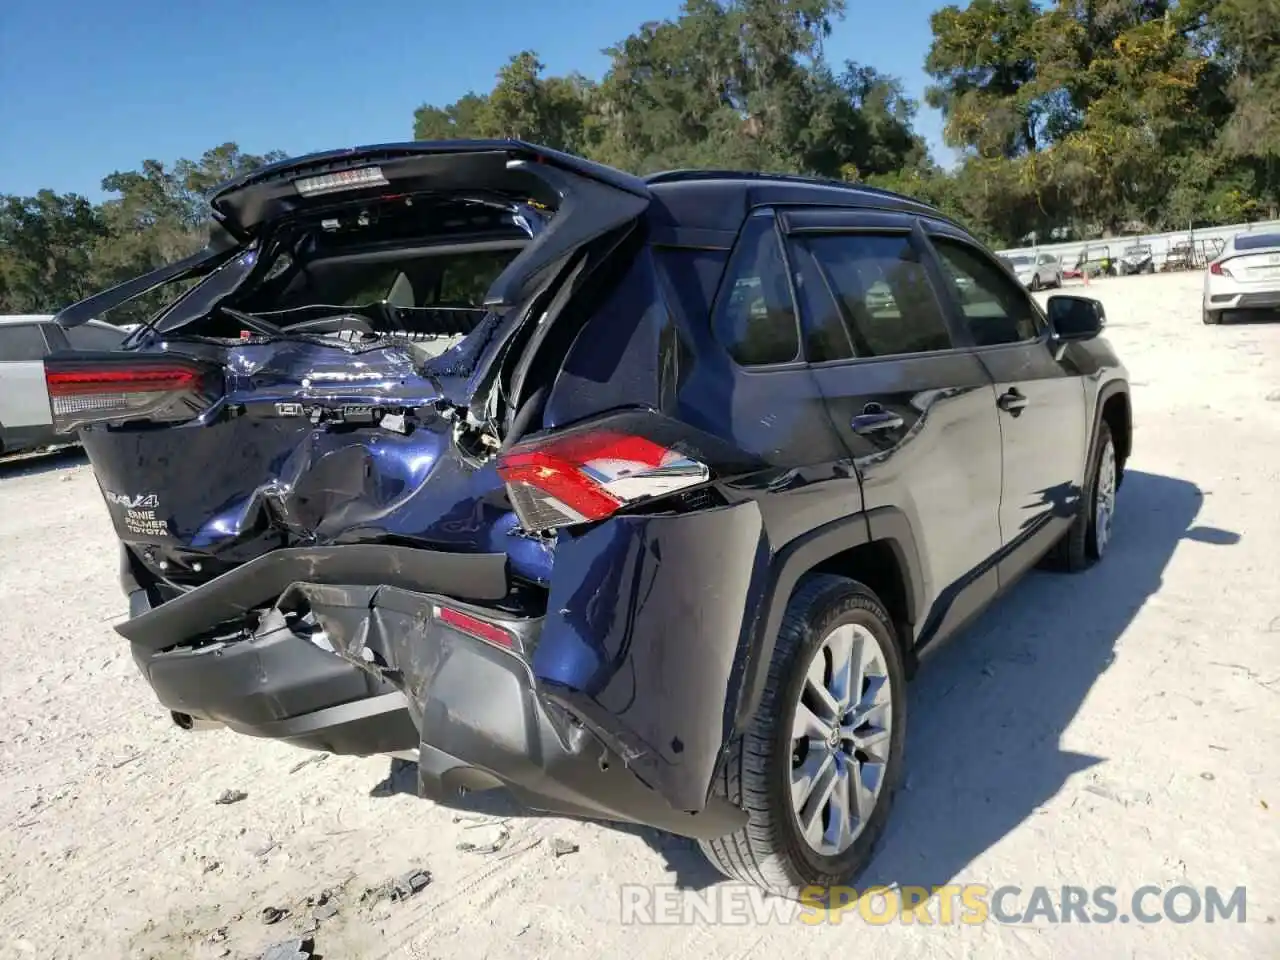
[778,208,1005,646]
[923,223,1089,583]
[0,323,54,433]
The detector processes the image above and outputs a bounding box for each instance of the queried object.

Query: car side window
[0,324,48,362]
[712,216,800,366]
[932,237,1043,347]
[790,233,954,360]
[65,324,125,351]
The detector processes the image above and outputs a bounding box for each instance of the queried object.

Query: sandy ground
[1,271,1277,959]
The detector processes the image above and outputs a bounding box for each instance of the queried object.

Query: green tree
[0,191,106,313]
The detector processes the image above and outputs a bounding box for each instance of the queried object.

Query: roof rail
[643,168,935,208]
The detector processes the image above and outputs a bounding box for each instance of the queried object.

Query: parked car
[1203,231,1280,324]
[48,142,1131,897]
[0,314,125,456]
[1002,252,1063,290]
[1118,243,1155,275]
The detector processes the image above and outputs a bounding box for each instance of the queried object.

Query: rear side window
[792,233,953,360]
[65,324,125,351]
[933,237,1042,346]
[0,324,48,362]
[712,217,800,366]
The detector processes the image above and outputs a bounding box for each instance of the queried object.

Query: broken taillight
[44,354,222,434]
[495,429,710,531]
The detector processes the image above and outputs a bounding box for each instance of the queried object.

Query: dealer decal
[103,491,170,538]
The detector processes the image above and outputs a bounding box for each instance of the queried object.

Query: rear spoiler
[54,140,652,328]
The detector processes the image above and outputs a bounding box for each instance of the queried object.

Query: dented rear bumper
[117,504,766,836]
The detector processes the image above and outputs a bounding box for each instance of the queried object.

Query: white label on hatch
[103,491,169,538]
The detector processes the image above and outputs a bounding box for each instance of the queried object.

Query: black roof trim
[645,168,945,216]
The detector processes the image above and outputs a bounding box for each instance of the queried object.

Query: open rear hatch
[49,141,650,588]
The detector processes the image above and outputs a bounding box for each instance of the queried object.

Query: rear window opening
[150,193,537,352]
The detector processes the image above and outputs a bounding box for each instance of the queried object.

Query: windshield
[1006,255,1033,267]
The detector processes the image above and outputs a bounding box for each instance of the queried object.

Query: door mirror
[1047,295,1106,341]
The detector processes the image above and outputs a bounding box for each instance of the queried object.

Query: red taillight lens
[44,355,219,434]
[46,366,202,397]
[495,430,710,531]
[435,605,516,650]
[1209,261,1232,277]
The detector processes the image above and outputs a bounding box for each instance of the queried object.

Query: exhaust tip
[171,711,221,732]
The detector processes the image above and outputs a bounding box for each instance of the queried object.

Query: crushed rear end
[50,142,761,837]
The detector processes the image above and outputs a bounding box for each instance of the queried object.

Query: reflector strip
[435,605,515,650]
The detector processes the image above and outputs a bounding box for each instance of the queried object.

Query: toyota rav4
[49,141,1130,896]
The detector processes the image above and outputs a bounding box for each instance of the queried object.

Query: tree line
[3,0,1276,320]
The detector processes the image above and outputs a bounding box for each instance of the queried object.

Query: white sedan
[1203,231,1280,324]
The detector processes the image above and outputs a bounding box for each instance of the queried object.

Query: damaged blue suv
[49,141,1130,896]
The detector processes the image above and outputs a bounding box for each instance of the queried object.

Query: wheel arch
[1096,381,1132,483]
[734,507,925,732]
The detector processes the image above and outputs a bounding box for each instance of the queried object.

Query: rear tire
[1202,307,1220,325]
[699,575,906,899]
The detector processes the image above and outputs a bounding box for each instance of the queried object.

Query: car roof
[643,170,955,234]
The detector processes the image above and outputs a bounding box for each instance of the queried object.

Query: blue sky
[0,0,948,199]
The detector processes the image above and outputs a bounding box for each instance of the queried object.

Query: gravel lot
[1,271,1277,959]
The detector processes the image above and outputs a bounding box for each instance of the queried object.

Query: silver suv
[0,315,124,456]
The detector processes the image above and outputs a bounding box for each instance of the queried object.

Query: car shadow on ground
[369,470,1240,893]
[0,445,85,479]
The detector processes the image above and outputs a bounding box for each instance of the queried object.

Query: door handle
[851,408,905,434]
[997,388,1028,414]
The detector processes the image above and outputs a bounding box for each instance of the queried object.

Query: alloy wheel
[789,623,892,856]
[1094,438,1117,556]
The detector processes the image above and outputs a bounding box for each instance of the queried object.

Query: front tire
[700,575,906,898]
[1030,275,1041,291]
[1049,421,1118,571]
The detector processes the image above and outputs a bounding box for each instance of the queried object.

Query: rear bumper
[1206,289,1280,310]
[127,586,419,755]
[119,543,508,757]
[293,580,748,840]
[116,505,764,839]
